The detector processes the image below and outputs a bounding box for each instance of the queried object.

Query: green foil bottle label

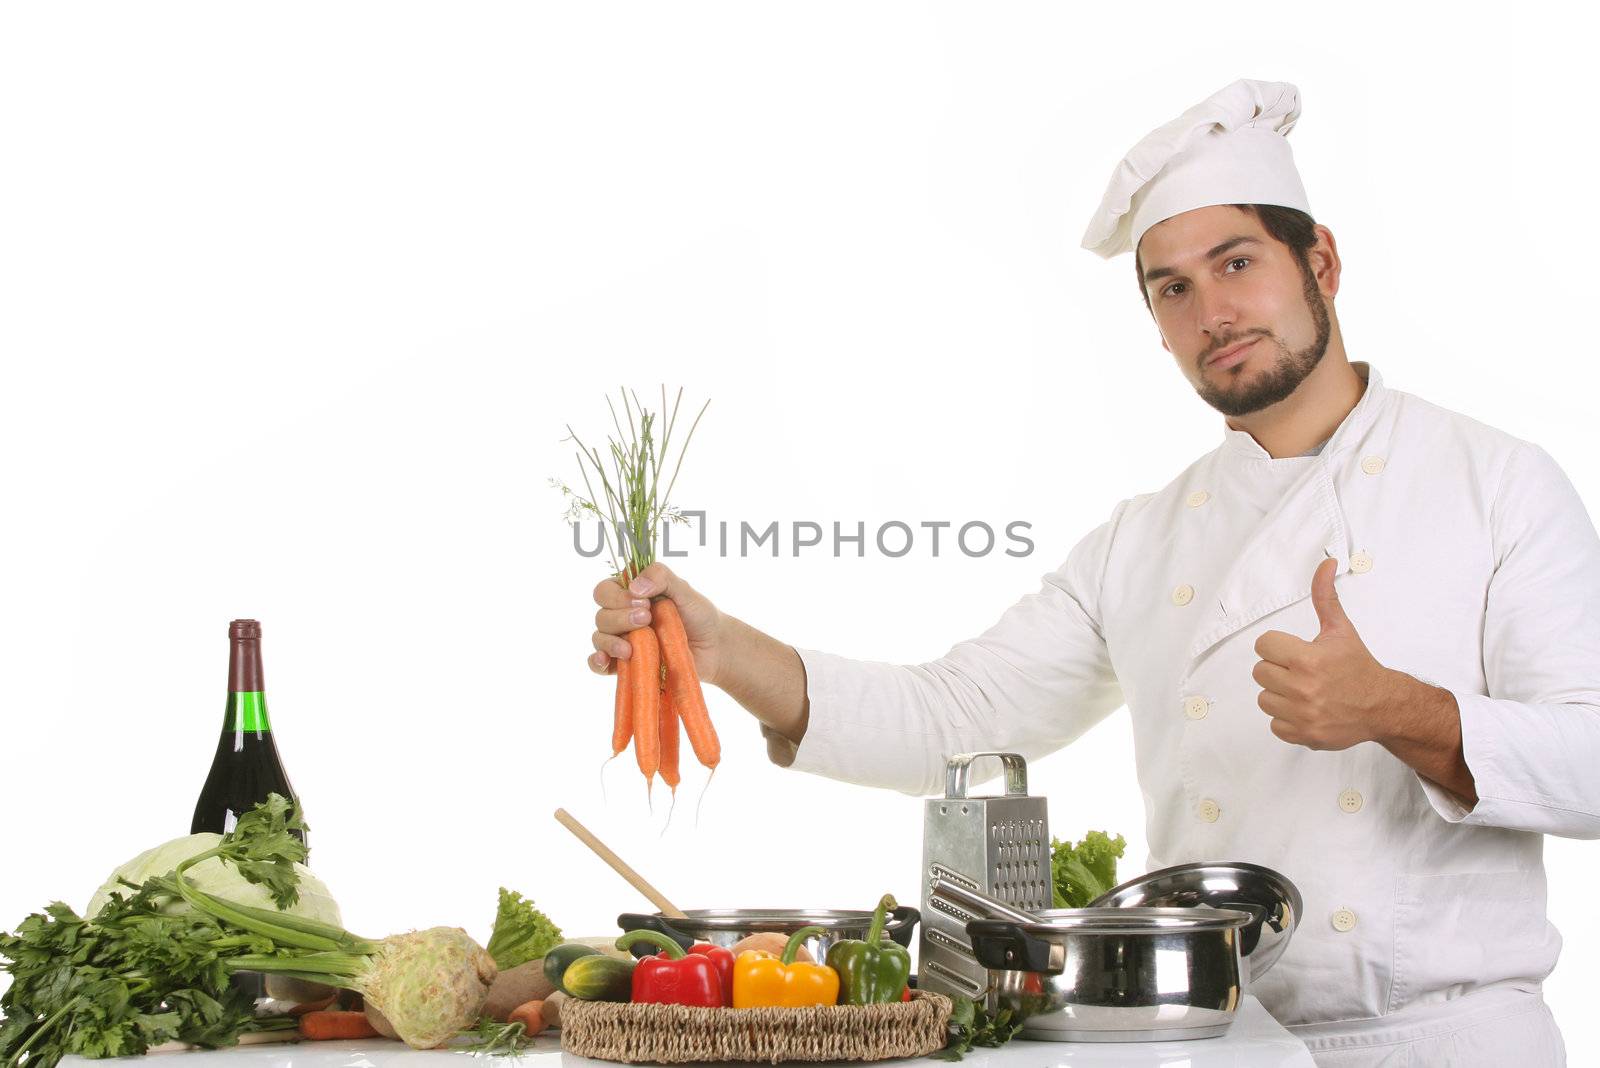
[228,692,272,733]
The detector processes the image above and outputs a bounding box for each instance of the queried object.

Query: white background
[2,0,1596,1059]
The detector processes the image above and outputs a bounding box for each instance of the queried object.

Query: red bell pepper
[617,930,726,1007]
[689,942,735,1005]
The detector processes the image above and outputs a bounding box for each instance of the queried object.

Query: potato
[541,991,568,1029]
[364,1002,399,1040]
[729,932,814,962]
[483,960,559,1022]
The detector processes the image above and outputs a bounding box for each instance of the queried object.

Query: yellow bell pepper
[732,925,841,1008]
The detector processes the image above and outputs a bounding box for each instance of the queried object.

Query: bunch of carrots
[556,387,719,805]
[611,570,718,796]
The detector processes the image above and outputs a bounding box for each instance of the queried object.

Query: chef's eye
[1225,256,1250,272]
[1161,282,1186,299]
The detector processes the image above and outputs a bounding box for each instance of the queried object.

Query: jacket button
[1198,799,1220,823]
[1172,584,1195,606]
[1184,696,1210,720]
[1349,551,1374,574]
[1361,456,1386,475]
[1331,908,1358,933]
[1338,789,1364,813]
[1187,490,1210,508]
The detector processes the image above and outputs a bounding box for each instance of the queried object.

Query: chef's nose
[1195,282,1238,338]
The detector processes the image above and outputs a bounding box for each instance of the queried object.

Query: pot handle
[968,923,1063,975]
[887,905,921,949]
[616,913,695,957]
[1216,901,1268,958]
[1218,902,1266,925]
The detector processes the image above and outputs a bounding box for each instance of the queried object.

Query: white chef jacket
[769,363,1596,1065]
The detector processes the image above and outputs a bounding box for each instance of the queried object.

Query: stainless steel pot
[616,907,920,962]
[1088,861,1302,984]
[966,906,1257,1043]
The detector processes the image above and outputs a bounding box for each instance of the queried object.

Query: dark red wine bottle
[191,619,305,847]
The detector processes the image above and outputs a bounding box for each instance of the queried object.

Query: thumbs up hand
[1252,557,1403,751]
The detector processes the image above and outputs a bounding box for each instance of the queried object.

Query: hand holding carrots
[588,563,723,686]
[590,562,722,792]
[560,387,717,800]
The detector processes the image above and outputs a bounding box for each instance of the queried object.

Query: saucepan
[930,876,1263,1042]
[966,906,1257,1042]
[1088,860,1303,984]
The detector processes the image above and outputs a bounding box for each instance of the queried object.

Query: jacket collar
[1219,362,1384,463]
[1182,361,1387,667]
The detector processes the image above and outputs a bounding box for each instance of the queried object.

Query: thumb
[628,562,705,613]
[628,561,679,599]
[1311,557,1353,638]
[627,562,721,646]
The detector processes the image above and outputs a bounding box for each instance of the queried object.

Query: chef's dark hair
[1135,204,1319,315]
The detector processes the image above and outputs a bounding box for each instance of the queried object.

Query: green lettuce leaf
[1050,830,1127,909]
[485,888,562,970]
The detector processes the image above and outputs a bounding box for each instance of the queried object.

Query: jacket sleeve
[763,499,1132,797]
[1418,441,1600,837]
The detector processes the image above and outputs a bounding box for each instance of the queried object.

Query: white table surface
[64,995,1313,1068]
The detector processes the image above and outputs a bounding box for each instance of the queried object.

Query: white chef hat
[1081,78,1311,260]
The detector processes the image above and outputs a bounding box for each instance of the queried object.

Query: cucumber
[544,943,602,993]
[561,954,635,1002]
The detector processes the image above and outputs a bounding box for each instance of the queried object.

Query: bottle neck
[229,634,264,692]
[226,630,270,732]
[225,690,272,732]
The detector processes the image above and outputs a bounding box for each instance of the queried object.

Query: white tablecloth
[63,995,1313,1068]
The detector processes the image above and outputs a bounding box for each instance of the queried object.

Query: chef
[587,78,1598,1066]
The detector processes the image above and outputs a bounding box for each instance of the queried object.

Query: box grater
[917,752,1051,1001]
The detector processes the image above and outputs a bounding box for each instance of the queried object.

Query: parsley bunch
[2,796,498,1065]
[0,798,312,1068]
[932,995,1028,1061]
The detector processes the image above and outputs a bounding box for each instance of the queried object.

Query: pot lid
[1087,861,1302,981]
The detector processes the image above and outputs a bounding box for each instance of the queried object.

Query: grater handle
[943,752,1029,799]
[929,876,1037,924]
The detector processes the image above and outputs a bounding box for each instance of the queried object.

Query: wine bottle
[191,619,305,846]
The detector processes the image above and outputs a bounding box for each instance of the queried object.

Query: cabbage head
[86,831,343,927]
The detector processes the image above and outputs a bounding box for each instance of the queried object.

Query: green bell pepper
[825,893,911,1004]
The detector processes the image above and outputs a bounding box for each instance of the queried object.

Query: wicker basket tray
[560,991,954,1064]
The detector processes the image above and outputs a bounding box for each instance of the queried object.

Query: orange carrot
[298,1011,380,1040]
[509,1000,548,1035]
[629,624,661,785]
[612,647,633,758]
[651,598,719,770]
[658,661,681,792]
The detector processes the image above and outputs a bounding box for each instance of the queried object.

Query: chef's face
[1137,205,1337,419]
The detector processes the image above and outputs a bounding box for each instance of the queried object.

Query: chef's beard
[1194,261,1333,419]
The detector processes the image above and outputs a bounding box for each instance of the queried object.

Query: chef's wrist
[710,616,811,746]
[708,614,756,692]
[1369,670,1477,805]
[701,613,735,691]
[1369,670,1452,748]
